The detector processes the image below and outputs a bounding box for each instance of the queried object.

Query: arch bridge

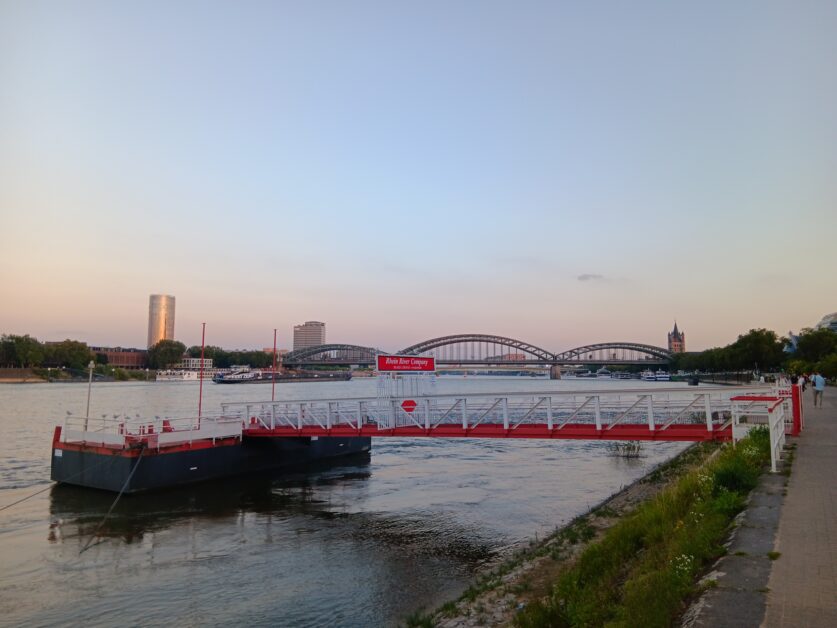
[281,344,380,367]
[282,334,671,367]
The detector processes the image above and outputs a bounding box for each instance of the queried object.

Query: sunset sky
[2,1,835,352]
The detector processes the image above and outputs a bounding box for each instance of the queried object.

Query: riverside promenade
[764,392,837,626]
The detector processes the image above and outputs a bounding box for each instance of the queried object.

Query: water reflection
[48,453,374,544]
[3,380,691,626]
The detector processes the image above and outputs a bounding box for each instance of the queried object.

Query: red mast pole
[198,322,206,423]
[272,328,277,402]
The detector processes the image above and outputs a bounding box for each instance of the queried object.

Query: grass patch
[439,601,458,617]
[516,428,771,628]
[767,551,781,560]
[403,609,434,628]
[594,505,618,518]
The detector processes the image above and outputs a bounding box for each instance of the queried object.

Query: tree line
[0,335,94,370]
[5,327,836,377]
[670,327,837,378]
[0,334,276,371]
[185,345,274,368]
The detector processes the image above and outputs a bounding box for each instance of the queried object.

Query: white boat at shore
[641,370,657,382]
[156,369,219,382]
[569,369,596,378]
[655,370,671,381]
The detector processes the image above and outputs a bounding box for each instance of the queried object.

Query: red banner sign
[376,355,436,372]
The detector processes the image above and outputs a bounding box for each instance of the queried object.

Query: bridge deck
[243,422,731,441]
[224,385,783,443]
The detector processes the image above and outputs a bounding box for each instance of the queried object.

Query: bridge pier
[549,365,562,380]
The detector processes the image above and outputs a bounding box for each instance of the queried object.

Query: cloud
[577,273,605,282]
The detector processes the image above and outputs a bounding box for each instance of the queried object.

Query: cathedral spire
[668,322,685,352]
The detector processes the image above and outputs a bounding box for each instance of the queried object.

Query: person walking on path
[812,372,825,408]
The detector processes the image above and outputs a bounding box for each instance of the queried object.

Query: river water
[0,377,688,627]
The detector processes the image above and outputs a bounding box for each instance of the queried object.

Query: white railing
[731,396,786,472]
[221,385,772,434]
[62,413,243,449]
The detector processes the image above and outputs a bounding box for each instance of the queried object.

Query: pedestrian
[800,374,807,392]
[812,372,826,408]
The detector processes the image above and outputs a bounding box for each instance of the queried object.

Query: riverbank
[0,368,44,383]
[409,430,771,628]
[405,443,717,627]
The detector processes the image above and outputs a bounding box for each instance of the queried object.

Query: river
[0,377,688,627]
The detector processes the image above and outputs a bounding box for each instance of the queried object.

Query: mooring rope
[0,454,119,513]
[79,446,146,555]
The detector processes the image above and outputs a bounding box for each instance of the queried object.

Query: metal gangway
[223,384,789,443]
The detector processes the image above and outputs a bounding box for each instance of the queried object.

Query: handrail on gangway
[220,384,788,442]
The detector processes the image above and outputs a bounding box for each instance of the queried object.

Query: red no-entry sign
[401,399,418,413]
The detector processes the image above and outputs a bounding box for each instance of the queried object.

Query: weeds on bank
[419,443,718,626]
[516,428,771,628]
[404,609,435,628]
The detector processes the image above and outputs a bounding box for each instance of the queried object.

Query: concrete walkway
[764,391,837,627]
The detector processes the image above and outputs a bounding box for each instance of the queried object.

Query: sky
[1,1,835,353]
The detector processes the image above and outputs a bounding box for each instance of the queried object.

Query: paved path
[764,391,837,627]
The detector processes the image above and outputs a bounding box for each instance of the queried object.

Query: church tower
[668,322,685,353]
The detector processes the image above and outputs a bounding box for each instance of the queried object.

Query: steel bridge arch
[281,344,379,364]
[397,334,556,362]
[554,342,672,362]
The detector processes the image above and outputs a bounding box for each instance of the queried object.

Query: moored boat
[213,368,352,384]
[156,369,220,382]
[571,369,595,378]
[50,407,370,493]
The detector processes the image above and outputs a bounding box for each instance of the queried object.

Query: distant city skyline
[4,303,833,355]
[2,2,835,351]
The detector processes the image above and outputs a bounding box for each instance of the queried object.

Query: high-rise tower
[293,321,326,350]
[147,294,176,348]
[668,322,685,353]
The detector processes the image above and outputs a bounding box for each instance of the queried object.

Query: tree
[147,340,187,369]
[187,345,230,367]
[726,329,785,371]
[0,335,14,367]
[816,354,837,379]
[43,339,94,370]
[0,334,45,367]
[794,328,837,363]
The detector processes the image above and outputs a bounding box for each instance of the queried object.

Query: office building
[147,294,176,348]
[293,321,326,350]
[90,347,148,369]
